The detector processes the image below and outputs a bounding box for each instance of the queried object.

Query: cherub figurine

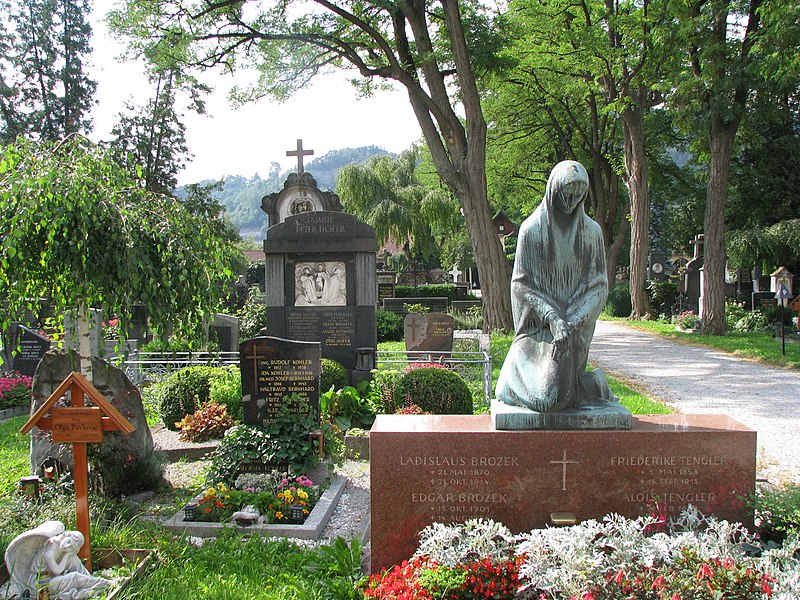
[4,521,110,599]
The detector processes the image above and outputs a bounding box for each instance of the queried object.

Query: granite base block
[492,398,632,430]
[370,414,756,573]
[163,474,346,540]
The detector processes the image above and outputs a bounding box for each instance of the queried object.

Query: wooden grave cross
[20,371,135,571]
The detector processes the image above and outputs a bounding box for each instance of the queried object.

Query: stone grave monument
[404,312,454,357]
[684,234,704,313]
[370,161,756,573]
[240,336,320,428]
[11,325,51,377]
[260,140,377,383]
[211,313,240,353]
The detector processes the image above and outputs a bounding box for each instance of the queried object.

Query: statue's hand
[549,316,571,360]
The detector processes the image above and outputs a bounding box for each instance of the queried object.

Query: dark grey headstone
[240,336,321,427]
[12,325,51,376]
[212,314,240,353]
[752,291,776,311]
[404,313,455,354]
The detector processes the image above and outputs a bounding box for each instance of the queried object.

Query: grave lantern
[290,504,306,523]
[19,475,42,499]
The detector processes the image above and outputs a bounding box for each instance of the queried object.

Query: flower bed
[366,510,800,599]
[163,473,346,541]
[189,475,318,524]
[0,373,32,410]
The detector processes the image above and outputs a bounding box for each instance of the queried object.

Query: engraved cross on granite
[550,449,580,491]
[287,138,314,173]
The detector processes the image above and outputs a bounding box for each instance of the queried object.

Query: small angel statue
[4,521,110,599]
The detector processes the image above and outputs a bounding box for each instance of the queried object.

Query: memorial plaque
[285,307,357,366]
[240,336,321,427]
[370,414,756,573]
[50,407,103,443]
[377,282,395,305]
[12,325,51,376]
[404,312,454,354]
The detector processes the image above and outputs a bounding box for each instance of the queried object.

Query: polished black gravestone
[240,336,321,427]
[12,325,51,376]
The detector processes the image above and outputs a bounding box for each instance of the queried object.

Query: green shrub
[370,368,404,413]
[605,282,632,317]
[450,306,483,330]
[734,310,768,332]
[393,367,473,414]
[725,300,749,329]
[207,406,320,485]
[376,309,404,342]
[647,280,679,319]
[238,288,269,340]
[321,358,348,393]
[395,284,458,302]
[750,482,800,543]
[209,365,243,422]
[156,366,222,430]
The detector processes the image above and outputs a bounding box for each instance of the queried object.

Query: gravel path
[588,320,800,484]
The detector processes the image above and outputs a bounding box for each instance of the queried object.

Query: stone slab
[492,398,632,430]
[370,414,756,573]
[163,474,346,540]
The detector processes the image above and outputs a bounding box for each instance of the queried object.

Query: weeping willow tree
[336,147,458,266]
[0,135,238,376]
[727,220,800,272]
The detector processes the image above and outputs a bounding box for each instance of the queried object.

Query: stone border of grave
[161,474,346,540]
[0,406,29,421]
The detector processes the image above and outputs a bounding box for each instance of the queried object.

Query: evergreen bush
[321,358,348,393]
[647,280,679,319]
[395,284,458,302]
[376,309,404,342]
[605,282,632,317]
[157,366,222,430]
[392,367,473,414]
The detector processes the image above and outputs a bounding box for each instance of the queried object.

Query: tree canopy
[109,0,515,330]
[0,135,238,359]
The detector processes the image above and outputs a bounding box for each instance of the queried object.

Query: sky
[88,3,423,185]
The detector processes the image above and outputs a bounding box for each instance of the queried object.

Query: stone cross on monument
[286,138,314,173]
[449,265,462,282]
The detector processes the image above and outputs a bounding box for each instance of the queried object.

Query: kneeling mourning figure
[4,521,110,600]
[494,160,630,430]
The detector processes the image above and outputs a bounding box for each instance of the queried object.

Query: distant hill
[178,145,392,240]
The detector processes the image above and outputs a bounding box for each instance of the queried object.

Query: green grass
[620,319,800,369]
[0,415,32,496]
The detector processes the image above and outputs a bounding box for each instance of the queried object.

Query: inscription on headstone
[370,414,757,573]
[12,325,51,376]
[404,312,454,354]
[240,336,320,427]
[286,307,357,365]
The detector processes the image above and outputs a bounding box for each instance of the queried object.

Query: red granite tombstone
[370,414,756,573]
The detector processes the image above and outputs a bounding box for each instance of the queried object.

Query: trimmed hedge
[377,309,404,342]
[395,284,459,302]
[392,367,473,414]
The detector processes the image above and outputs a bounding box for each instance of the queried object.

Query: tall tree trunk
[621,102,652,319]
[702,117,737,334]
[400,0,513,332]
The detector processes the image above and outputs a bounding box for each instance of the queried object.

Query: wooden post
[20,371,135,575]
[70,382,92,570]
